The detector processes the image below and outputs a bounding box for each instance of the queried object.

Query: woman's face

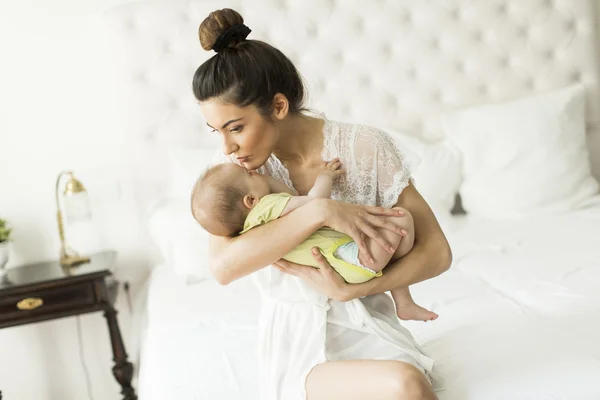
[200,100,279,170]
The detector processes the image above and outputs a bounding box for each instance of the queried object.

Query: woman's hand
[273,248,351,302]
[320,199,405,265]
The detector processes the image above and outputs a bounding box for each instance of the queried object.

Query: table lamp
[56,171,91,267]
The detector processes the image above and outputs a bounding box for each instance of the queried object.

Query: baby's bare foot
[396,304,438,322]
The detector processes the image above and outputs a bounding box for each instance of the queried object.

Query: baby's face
[223,163,270,199]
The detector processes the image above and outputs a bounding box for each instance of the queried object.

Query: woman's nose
[223,138,239,155]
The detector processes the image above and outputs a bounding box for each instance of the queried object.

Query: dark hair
[191,164,248,237]
[193,8,306,115]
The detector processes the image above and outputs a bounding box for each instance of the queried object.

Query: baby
[191,159,438,322]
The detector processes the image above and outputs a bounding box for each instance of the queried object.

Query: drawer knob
[17,297,44,311]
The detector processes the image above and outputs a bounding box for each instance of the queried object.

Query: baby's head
[191,163,270,237]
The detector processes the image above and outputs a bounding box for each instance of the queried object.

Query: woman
[193,8,452,400]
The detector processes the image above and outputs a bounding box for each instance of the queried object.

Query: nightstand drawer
[0,283,96,321]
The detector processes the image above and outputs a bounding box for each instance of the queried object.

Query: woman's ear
[272,93,289,121]
[243,194,259,209]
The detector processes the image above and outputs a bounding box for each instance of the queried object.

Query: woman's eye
[230,125,243,133]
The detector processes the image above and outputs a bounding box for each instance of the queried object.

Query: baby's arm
[280,159,344,217]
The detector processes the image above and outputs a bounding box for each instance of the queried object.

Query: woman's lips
[237,156,250,162]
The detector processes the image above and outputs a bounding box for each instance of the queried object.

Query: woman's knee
[386,362,434,399]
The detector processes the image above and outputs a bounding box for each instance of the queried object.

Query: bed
[96,0,600,398]
[137,208,600,399]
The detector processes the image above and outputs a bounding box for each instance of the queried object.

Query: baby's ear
[243,195,259,209]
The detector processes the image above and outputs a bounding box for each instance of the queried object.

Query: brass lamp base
[56,171,92,270]
[60,254,90,268]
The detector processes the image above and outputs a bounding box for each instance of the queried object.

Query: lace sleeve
[352,127,415,208]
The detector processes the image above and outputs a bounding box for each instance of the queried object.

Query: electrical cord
[76,316,95,400]
[75,280,131,400]
[124,281,132,313]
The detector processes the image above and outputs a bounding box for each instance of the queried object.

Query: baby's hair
[191,164,248,237]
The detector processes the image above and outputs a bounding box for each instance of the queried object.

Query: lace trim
[321,117,336,163]
[382,169,411,208]
[264,155,298,195]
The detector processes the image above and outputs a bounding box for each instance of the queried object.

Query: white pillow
[386,129,463,219]
[442,84,600,219]
[147,197,212,283]
[147,146,220,283]
[168,146,219,200]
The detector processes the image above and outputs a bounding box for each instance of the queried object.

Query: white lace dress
[213,116,440,400]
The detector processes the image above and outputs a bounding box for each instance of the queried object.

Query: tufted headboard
[99,0,600,215]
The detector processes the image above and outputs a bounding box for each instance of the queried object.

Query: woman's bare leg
[359,209,437,322]
[306,360,437,400]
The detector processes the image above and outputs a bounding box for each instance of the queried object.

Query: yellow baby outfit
[241,193,381,283]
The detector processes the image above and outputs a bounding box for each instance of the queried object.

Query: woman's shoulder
[354,123,397,150]
[327,119,419,178]
[327,118,386,135]
[326,119,398,155]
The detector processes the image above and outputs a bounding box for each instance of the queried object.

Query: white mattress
[138,206,600,400]
[137,266,262,400]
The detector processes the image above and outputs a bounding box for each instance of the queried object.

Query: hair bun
[199,8,246,51]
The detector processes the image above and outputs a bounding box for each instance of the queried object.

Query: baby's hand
[319,158,345,179]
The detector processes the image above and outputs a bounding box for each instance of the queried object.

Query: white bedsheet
[138,206,600,399]
[137,267,262,400]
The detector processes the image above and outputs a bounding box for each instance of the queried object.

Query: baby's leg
[390,209,414,262]
[359,207,414,273]
[359,208,438,322]
[358,212,410,273]
[391,287,438,322]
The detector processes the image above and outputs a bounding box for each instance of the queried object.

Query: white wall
[0,1,149,399]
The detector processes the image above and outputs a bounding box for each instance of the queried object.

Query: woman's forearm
[209,198,326,285]
[348,237,452,299]
[344,183,453,299]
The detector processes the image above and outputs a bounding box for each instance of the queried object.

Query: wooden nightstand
[0,250,136,400]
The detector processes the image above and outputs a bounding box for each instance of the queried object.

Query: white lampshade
[63,191,92,223]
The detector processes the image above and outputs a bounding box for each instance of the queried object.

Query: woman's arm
[273,183,452,301]
[343,183,452,299]
[209,198,405,285]
[209,198,324,285]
